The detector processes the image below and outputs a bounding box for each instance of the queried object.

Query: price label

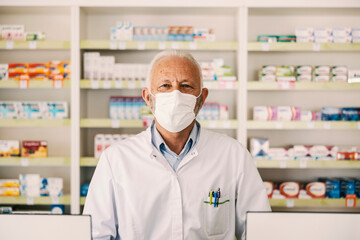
[324,122,331,129]
[261,42,270,51]
[27,197,34,205]
[103,80,111,89]
[128,80,136,89]
[53,79,63,89]
[209,120,216,128]
[111,120,120,128]
[137,41,145,50]
[21,158,29,167]
[286,199,295,208]
[171,42,180,49]
[313,43,320,51]
[223,120,231,128]
[91,80,99,89]
[280,160,287,168]
[189,42,197,50]
[118,41,126,50]
[29,41,37,49]
[51,196,60,204]
[110,40,117,50]
[158,41,166,50]
[300,158,307,168]
[6,40,14,49]
[357,122,360,130]
[19,79,29,89]
[307,122,315,129]
[276,122,283,129]
[115,80,123,88]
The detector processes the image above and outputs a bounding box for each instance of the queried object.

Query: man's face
[143,56,208,114]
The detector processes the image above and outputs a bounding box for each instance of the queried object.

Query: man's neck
[155,120,195,155]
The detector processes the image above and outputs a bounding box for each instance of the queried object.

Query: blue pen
[213,191,217,207]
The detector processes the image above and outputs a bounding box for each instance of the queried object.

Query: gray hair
[146,50,203,89]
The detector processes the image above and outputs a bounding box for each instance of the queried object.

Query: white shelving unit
[1,0,360,213]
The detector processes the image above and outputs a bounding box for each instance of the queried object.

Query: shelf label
[115,80,123,88]
[324,122,331,129]
[223,120,231,128]
[276,122,283,129]
[111,120,120,128]
[53,79,63,88]
[189,42,197,50]
[137,41,145,50]
[286,199,295,208]
[6,40,14,49]
[118,41,126,50]
[91,80,99,89]
[19,79,29,89]
[110,40,117,50]
[280,160,287,168]
[51,196,60,204]
[29,41,37,49]
[103,80,111,89]
[313,43,320,51]
[307,122,315,129]
[128,80,136,89]
[21,158,29,167]
[345,194,357,207]
[277,80,295,90]
[261,42,270,51]
[171,42,180,49]
[27,197,34,205]
[357,122,360,130]
[209,120,216,128]
[158,41,166,50]
[300,158,307,168]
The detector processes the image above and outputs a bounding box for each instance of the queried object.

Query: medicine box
[21,141,48,158]
[42,102,68,119]
[0,140,20,157]
[0,102,19,119]
[40,177,63,197]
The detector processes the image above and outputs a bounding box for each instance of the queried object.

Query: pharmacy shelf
[269,199,360,208]
[248,42,360,52]
[0,196,71,205]
[0,157,70,166]
[80,79,238,90]
[247,121,360,130]
[0,119,71,127]
[80,118,238,129]
[0,80,70,89]
[247,81,360,91]
[80,157,99,167]
[255,159,360,169]
[0,40,70,50]
[80,40,238,51]
[80,197,86,205]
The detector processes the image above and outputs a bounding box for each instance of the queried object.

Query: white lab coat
[83,127,271,240]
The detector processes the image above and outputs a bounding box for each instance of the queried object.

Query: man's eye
[160,84,170,88]
[182,84,192,88]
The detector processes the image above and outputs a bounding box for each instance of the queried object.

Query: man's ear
[142,88,151,107]
[199,88,209,109]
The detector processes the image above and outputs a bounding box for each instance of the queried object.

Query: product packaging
[277,106,301,121]
[340,178,355,198]
[250,138,269,157]
[321,107,342,121]
[332,28,352,37]
[257,35,278,42]
[0,179,19,188]
[42,102,68,119]
[279,182,300,198]
[81,184,89,197]
[253,106,277,121]
[18,102,43,119]
[263,181,273,198]
[8,63,28,74]
[21,141,47,158]
[295,65,312,75]
[314,28,332,37]
[348,69,360,83]
[305,182,326,198]
[0,140,20,157]
[28,63,49,74]
[341,108,360,121]
[296,75,312,82]
[0,64,8,80]
[19,174,41,197]
[25,32,45,41]
[295,27,314,37]
[333,36,352,43]
[322,178,341,199]
[0,188,19,196]
[0,102,19,119]
[330,75,347,82]
[296,36,314,43]
[1,25,25,40]
[40,177,63,197]
[275,66,294,77]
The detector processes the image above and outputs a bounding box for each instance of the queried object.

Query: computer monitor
[0,214,92,240]
[246,211,360,240]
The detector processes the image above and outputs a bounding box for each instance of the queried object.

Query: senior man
[83,50,270,240]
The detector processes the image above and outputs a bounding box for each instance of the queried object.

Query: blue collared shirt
[151,121,200,171]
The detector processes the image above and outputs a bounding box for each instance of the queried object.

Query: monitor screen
[0,214,92,240]
[246,212,360,240]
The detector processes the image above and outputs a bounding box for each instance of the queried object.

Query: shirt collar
[151,121,199,155]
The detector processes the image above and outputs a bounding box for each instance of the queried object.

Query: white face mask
[150,90,201,133]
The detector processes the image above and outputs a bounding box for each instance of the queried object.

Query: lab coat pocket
[202,196,230,237]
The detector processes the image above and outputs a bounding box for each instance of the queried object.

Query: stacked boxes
[109,96,147,120]
[94,134,134,158]
[1,61,70,81]
[110,21,133,41]
[40,177,63,197]
[253,106,302,121]
[19,174,63,197]
[0,140,20,157]
[0,179,19,196]
[258,65,348,82]
[257,35,296,43]
[321,107,360,121]
[0,101,68,119]
[0,25,45,41]
[296,27,357,43]
[197,102,229,121]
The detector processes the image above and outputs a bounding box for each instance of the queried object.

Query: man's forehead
[154,56,196,70]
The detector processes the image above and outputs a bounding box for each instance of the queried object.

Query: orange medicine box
[8,63,28,74]
[21,141,47,158]
[28,63,49,74]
